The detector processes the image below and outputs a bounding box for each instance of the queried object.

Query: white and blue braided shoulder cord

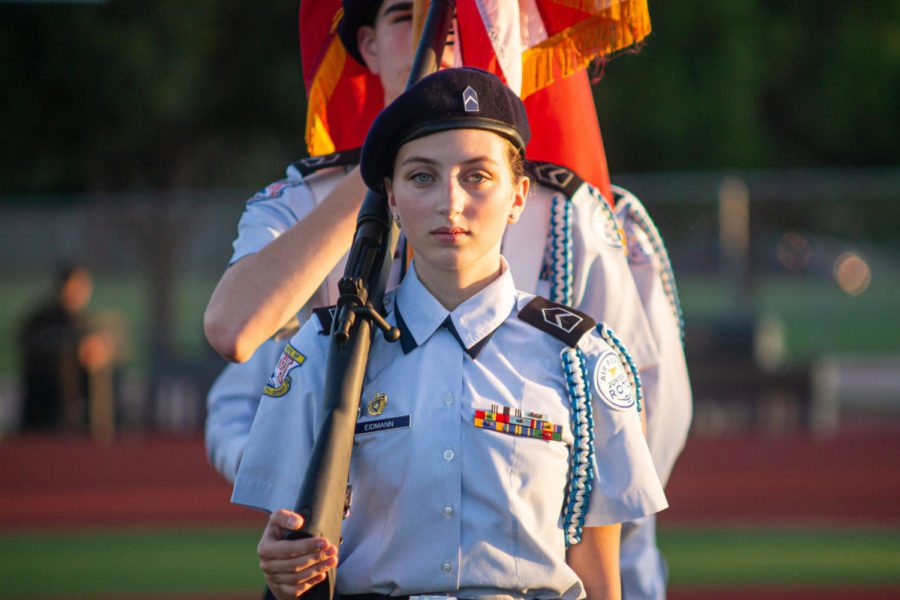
[616,190,685,342]
[548,193,573,306]
[560,345,594,546]
[559,325,644,546]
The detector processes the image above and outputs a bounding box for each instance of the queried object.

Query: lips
[431,225,468,243]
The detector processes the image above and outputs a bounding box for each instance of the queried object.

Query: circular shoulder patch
[593,350,636,411]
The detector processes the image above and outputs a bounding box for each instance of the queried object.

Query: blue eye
[467,171,492,184]
[411,172,433,184]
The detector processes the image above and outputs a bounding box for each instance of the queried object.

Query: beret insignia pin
[463,85,479,112]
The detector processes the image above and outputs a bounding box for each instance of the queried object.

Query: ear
[384,177,397,212]
[357,25,380,75]
[507,175,529,224]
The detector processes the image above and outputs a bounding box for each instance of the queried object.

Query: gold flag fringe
[521,0,650,98]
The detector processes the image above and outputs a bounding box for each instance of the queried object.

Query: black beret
[337,0,384,66]
[360,67,531,191]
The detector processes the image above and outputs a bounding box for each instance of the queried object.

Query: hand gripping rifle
[286,3,457,600]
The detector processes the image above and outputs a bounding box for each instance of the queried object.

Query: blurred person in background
[18,264,113,432]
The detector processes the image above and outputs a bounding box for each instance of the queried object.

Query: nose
[438,178,465,217]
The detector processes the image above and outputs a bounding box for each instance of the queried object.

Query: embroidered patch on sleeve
[262,344,306,397]
[593,350,636,411]
[248,180,302,204]
[473,404,563,441]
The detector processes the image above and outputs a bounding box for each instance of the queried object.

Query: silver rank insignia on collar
[463,85,479,112]
[367,392,387,416]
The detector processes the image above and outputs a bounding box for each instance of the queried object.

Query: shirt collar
[394,257,517,359]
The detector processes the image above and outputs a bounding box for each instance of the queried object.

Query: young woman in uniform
[232,67,666,600]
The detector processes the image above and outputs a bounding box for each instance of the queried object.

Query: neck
[414,260,504,311]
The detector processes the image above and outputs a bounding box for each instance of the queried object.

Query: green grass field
[1,527,898,598]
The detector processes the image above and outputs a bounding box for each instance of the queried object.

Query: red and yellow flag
[299,0,651,204]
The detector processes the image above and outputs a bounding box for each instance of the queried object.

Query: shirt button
[443,393,454,406]
[443,448,455,461]
[441,561,452,574]
[442,505,454,518]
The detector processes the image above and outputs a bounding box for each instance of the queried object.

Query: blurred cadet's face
[386,129,528,291]
[60,269,93,313]
[358,0,458,104]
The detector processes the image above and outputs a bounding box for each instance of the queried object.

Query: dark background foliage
[1,0,897,195]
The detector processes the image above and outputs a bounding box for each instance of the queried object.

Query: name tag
[354,415,411,436]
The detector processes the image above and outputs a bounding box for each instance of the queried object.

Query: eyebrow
[382,1,413,18]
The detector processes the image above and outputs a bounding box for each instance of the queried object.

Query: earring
[393,213,401,227]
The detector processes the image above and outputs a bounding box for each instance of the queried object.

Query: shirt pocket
[350,412,414,498]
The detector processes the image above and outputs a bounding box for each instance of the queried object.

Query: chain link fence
[2,168,899,434]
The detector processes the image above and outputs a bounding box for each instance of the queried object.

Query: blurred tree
[594,0,900,172]
[0,0,306,194]
[1,0,897,187]
[760,0,900,167]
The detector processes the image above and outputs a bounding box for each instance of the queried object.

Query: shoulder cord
[619,194,685,342]
[548,193,574,306]
[559,325,643,546]
[560,345,595,546]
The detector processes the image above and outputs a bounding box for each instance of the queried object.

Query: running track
[2,428,899,598]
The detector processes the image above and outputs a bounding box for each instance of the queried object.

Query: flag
[299,0,651,203]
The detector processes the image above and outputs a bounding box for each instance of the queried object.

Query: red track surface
[660,428,900,526]
[2,427,899,598]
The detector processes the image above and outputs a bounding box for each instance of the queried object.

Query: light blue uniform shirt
[233,260,666,600]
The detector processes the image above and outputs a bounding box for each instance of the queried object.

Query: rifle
[287,2,457,599]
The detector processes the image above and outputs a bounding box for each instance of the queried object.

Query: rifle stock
[288,3,457,600]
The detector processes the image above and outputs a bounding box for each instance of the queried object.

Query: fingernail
[316,539,327,549]
[287,516,300,528]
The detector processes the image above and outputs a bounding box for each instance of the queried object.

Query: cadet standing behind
[233,66,667,600]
